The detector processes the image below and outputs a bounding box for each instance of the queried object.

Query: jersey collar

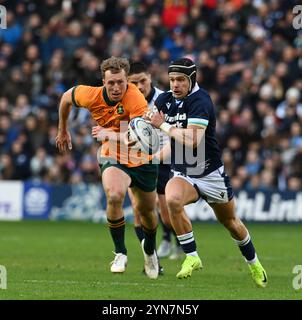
[146,86,156,103]
[103,87,121,106]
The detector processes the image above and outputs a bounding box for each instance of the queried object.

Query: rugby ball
[128,117,160,155]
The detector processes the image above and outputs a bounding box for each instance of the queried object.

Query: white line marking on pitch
[23,279,187,287]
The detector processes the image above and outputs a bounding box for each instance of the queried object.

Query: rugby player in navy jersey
[148,57,267,287]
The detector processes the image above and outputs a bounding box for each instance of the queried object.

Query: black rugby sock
[107,217,127,255]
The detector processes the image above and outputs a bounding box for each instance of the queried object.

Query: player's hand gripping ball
[128,117,160,155]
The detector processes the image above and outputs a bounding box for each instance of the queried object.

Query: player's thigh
[209,198,236,224]
[165,177,199,206]
[131,187,157,213]
[102,166,131,197]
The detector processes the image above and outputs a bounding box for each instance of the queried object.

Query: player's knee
[166,194,183,212]
[106,190,125,206]
[136,202,155,215]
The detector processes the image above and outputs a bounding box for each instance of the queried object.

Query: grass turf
[0,220,301,300]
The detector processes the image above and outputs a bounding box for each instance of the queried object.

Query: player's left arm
[150,111,205,148]
[56,88,74,153]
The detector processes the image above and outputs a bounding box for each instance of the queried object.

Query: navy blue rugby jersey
[154,84,222,178]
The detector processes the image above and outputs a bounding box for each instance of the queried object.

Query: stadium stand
[0,0,301,191]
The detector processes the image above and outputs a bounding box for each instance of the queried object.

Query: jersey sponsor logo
[166,102,171,109]
[165,113,187,123]
[175,121,184,128]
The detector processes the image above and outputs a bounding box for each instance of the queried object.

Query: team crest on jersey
[117,105,124,114]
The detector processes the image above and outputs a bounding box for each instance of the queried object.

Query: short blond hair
[100,56,130,79]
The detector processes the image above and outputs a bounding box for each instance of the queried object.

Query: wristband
[159,122,172,134]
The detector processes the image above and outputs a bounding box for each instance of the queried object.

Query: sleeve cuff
[71,86,80,107]
[159,122,172,134]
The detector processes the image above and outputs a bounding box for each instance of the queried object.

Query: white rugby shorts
[172,166,234,204]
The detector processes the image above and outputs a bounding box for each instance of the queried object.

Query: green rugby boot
[249,259,268,288]
[176,255,202,279]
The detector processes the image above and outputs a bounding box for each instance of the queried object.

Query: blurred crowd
[0,0,302,191]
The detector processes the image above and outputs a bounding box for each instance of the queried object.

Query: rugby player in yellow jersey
[55,57,159,279]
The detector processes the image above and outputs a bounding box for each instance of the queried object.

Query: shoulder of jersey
[187,87,212,105]
[126,83,146,100]
[127,83,140,92]
[190,86,210,99]
[154,87,164,96]
[156,91,172,103]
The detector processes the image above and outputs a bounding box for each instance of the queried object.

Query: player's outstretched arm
[56,88,73,153]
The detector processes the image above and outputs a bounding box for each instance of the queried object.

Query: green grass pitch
[0,220,301,300]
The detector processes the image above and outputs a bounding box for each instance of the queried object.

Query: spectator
[62,20,87,58]
[161,0,188,31]
[287,176,302,192]
[10,139,31,180]
[276,87,302,125]
[245,150,262,176]
[30,147,53,179]
[0,11,23,48]
[0,0,300,192]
